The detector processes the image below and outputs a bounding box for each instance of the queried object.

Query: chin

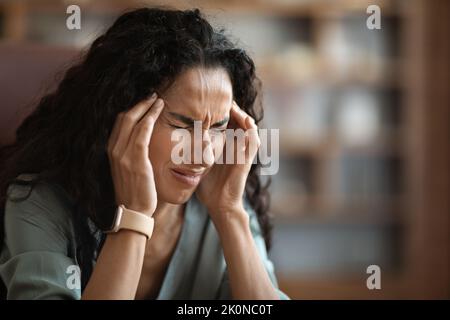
[157,186,196,205]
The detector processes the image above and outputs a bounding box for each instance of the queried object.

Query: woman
[0,7,288,300]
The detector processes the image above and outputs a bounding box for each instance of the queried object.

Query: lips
[170,168,205,187]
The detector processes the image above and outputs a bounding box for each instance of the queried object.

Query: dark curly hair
[0,7,272,292]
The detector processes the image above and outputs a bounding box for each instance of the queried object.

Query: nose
[191,129,215,168]
[202,130,215,166]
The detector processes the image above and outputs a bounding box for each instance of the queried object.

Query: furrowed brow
[168,112,196,126]
[169,112,229,128]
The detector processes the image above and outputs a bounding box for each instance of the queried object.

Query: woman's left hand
[196,101,260,228]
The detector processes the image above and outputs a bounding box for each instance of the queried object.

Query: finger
[231,101,255,130]
[230,102,246,129]
[114,93,158,156]
[245,115,257,129]
[238,108,258,163]
[245,118,260,164]
[107,113,124,186]
[128,98,165,159]
[229,102,257,165]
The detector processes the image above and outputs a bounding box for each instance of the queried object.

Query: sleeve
[217,199,291,300]
[0,183,81,300]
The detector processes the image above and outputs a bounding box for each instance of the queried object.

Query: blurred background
[0,0,448,299]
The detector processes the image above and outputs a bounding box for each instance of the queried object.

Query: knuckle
[135,141,147,151]
[141,121,154,132]
[123,113,135,123]
[111,148,121,159]
[118,157,131,170]
[145,115,156,125]
[114,112,125,124]
[140,168,153,179]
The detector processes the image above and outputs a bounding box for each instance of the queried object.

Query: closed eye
[169,123,227,131]
[211,127,227,133]
[170,124,191,130]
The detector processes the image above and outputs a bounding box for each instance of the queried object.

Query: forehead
[161,67,233,118]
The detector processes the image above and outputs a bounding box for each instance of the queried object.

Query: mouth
[170,168,205,187]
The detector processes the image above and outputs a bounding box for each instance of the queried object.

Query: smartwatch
[105,204,155,240]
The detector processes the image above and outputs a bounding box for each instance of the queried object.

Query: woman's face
[149,66,233,204]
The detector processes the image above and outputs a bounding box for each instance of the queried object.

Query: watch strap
[116,205,154,240]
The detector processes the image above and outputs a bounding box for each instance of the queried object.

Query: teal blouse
[0,174,289,300]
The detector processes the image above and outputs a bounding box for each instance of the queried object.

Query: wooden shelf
[272,194,404,223]
[279,131,404,157]
[258,66,403,90]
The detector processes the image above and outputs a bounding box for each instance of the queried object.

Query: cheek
[148,123,174,168]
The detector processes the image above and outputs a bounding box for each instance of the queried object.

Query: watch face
[104,205,123,232]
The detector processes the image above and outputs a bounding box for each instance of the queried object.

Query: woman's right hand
[107,93,164,217]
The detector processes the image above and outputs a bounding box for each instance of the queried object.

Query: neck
[148,200,186,242]
[152,200,185,224]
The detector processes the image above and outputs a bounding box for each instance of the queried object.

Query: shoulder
[4,174,75,254]
[1,175,81,299]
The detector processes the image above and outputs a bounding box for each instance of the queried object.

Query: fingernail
[149,92,157,99]
[156,98,164,107]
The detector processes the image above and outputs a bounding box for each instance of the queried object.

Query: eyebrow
[168,112,229,128]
